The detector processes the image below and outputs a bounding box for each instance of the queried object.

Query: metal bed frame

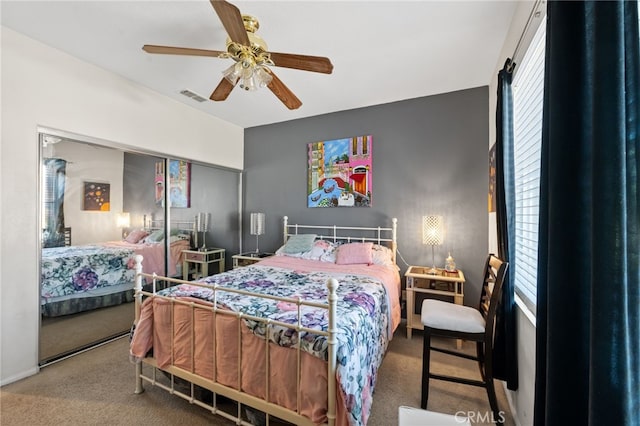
[132,216,398,426]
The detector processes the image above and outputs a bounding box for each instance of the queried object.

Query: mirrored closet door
[39,135,167,365]
[39,132,241,365]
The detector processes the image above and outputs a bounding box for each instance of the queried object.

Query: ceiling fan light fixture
[239,75,257,91]
[222,62,242,85]
[223,54,272,91]
[143,0,332,109]
[254,66,272,87]
[237,65,272,91]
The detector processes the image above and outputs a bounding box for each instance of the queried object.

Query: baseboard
[503,382,521,426]
[0,366,39,387]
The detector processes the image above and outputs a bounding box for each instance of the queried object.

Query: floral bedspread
[41,245,136,299]
[157,262,394,426]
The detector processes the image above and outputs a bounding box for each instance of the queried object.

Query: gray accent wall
[243,86,489,307]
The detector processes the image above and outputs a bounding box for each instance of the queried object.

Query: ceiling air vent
[179,89,208,103]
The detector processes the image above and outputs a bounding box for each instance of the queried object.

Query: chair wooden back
[477,254,509,341]
[64,227,72,246]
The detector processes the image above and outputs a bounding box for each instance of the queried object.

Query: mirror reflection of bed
[39,220,190,363]
[39,134,240,365]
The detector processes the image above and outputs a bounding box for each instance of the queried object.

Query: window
[509,2,639,314]
[511,18,546,313]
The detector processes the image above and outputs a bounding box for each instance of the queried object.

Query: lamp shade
[117,212,130,228]
[422,215,444,246]
[196,212,209,232]
[250,212,265,236]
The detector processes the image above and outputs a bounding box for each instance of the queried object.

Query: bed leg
[135,363,144,394]
[134,254,145,395]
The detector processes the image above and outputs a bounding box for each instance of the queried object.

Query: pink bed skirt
[131,296,349,425]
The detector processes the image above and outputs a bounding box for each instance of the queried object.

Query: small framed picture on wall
[83,181,110,211]
[155,160,191,208]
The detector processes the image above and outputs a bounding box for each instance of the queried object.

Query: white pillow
[371,244,395,267]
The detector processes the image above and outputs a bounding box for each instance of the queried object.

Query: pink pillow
[335,242,373,265]
[125,229,148,244]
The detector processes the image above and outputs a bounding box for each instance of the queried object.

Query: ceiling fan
[142,0,333,110]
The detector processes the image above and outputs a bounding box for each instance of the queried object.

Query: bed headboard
[283,216,398,264]
[143,216,195,233]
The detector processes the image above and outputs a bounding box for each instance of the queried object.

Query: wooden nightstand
[182,248,225,281]
[232,252,273,268]
[405,266,465,341]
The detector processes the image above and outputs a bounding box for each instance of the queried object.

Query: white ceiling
[1,1,519,129]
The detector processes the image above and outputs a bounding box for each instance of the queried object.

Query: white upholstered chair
[420,254,508,424]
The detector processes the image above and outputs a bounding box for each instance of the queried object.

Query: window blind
[511,18,546,313]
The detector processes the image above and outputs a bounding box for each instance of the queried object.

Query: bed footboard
[131,255,340,426]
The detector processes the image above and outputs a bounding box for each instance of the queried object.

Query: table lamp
[196,212,210,251]
[422,215,444,274]
[250,212,265,253]
[117,212,130,238]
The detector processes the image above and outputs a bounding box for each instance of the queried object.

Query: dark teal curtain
[43,158,67,248]
[494,58,518,391]
[535,1,640,425]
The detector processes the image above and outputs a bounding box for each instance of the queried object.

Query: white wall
[0,27,244,384]
[50,141,125,245]
[487,2,543,425]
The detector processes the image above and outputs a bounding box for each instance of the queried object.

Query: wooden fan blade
[210,0,250,46]
[142,45,226,58]
[267,70,302,110]
[269,52,334,74]
[210,78,236,101]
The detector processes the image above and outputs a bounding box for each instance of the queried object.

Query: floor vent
[180,89,208,103]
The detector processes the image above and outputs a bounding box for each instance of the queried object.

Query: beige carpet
[2,325,514,425]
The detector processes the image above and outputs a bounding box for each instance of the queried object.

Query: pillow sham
[282,234,317,254]
[124,229,148,244]
[169,234,190,244]
[335,242,374,265]
[276,239,336,261]
[371,244,395,267]
[144,229,164,243]
[176,231,191,240]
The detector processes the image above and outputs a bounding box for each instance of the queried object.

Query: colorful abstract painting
[155,160,191,208]
[83,182,110,211]
[307,135,373,208]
